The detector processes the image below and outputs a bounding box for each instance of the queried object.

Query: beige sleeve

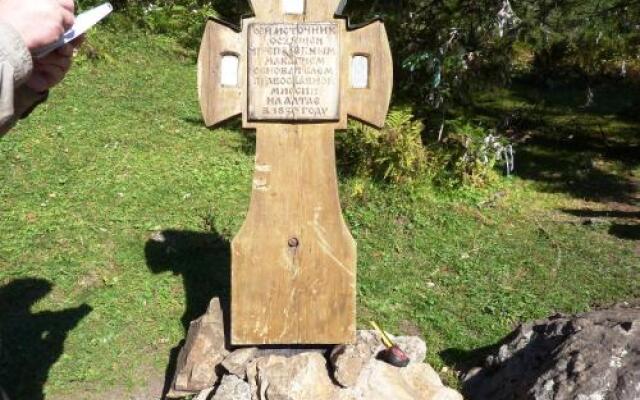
[0,22,47,137]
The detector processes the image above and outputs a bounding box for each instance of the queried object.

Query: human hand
[26,37,83,93]
[0,0,75,51]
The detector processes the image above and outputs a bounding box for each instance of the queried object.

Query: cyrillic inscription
[248,23,340,121]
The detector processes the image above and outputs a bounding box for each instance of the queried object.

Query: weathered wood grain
[231,124,356,344]
[198,20,244,127]
[344,21,393,128]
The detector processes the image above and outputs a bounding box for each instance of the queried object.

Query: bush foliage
[338,108,511,187]
[337,107,426,184]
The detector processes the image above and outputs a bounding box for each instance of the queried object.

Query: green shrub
[431,119,513,188]
[76,1,219,51]
[337,107,427,184]
[131,1,217,49]
[337,110,512,188]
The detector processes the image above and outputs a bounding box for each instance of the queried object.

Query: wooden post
[197,0,393,345]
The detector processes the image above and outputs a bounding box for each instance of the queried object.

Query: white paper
[282,0,305,15]
[351,55,369,89]
[34,3,113,58]
[220,55,239,87]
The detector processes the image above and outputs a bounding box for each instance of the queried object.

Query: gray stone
[194,387,215,400]
[222,347,259,378]
[462,302,640,400]
[254,347,329,359]
[170,298,229,394]
[329,330,383,387]
[394,335,428,364]
[336,359,463,400]
[247,352,337,400]
[212,375,251,400]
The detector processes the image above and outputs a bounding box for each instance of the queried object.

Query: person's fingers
[38,52,72,70]
[36,62,65,78]
[56,43,75,57]
[34,63,66,85]
[27,57,72,92]
[27,72,50,93]
[61,8,75,31]
[56,0,75,13]
[70,34,85,48]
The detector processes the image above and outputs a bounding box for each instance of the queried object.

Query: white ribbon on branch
[497,0,521,38]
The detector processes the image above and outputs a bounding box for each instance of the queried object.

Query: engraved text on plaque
[248,23,341,121]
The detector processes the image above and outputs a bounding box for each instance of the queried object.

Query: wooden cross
[197,0,393,345]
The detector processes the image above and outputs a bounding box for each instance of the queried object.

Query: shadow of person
[0,278,92,400]
[144,229,231,397]
[144,229,231,330]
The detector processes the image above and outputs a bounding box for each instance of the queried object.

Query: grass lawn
[0,29,638,398]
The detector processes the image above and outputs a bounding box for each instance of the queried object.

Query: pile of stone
[167,298,462,400]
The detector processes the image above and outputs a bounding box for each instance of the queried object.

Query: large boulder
[462,302,640,400]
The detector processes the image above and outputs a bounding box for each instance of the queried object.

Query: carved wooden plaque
[197,0,393,345]
[248,23,341,121]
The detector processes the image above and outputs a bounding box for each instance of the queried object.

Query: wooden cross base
[232,125,355,344]
[197,0,393,345]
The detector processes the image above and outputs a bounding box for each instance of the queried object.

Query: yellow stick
[370,321,394,348]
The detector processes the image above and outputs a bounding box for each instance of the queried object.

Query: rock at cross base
[211,375,251,400]
[330,330,429,387]
[394,335,428,364]
[462,302,640,400]
[193,387,215,400]
[247,352,337,400]
[330,330,382,387]
[168,298,229,396]
[336,359,463,400]
[222,347,328,379]
[222,347,259,378]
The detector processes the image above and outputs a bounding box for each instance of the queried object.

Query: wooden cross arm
[198,19,244,127]
[344,20,394,128]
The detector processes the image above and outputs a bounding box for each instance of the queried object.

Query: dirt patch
[398,319,423,336]
[77,270,103,289]
[49,366,165,400]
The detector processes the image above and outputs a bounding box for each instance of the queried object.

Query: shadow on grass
[509,141,638,204]
[181,116,257,156]
[512,80,640,123]
[471,81,640,205]
[609,224,640,241]
[562,209,640,219]
[144,229,231,398]
[561,209,640,241]
[0,278,92,400]
[439,327,523,380]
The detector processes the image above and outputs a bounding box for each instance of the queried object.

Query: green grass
[0,29,638,397]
